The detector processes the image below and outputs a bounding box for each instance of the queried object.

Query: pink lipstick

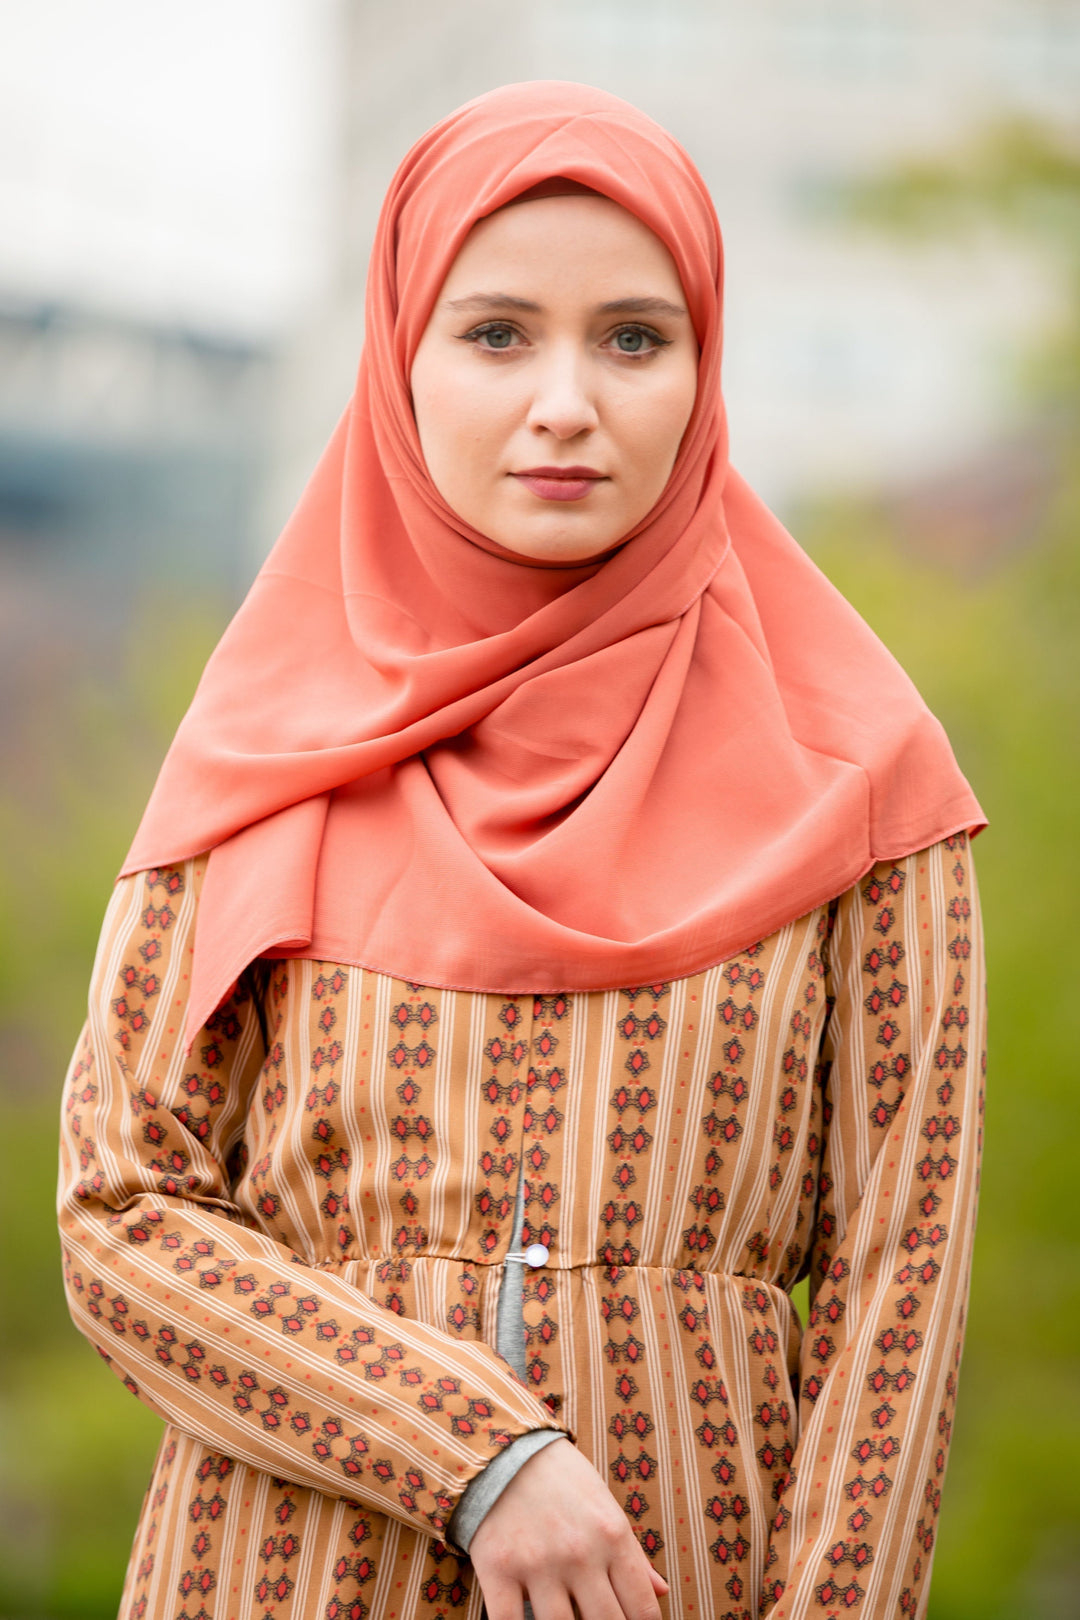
[512,465,606,502]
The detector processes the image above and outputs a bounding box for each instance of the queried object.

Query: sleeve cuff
[446,1429,569,1553]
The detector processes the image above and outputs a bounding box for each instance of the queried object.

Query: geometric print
[58,837,984,1619]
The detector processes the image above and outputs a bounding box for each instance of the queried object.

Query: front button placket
[479,997,531,1380]
[517,992,571,1402]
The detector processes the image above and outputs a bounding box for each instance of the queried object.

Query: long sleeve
[762,835,985,1618]
[58,862,566,1542]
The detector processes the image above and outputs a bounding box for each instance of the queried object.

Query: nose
[525,345,599,440]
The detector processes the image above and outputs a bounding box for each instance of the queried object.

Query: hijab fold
[120,82,984,1048]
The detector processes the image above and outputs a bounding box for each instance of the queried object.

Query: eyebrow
[444,293,689,319]
[598,296,688,319]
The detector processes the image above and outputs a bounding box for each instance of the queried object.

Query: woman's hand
[468,1436,669,1620]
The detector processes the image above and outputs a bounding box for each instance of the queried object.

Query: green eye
[611,325,667,354]
[478,324,516,349]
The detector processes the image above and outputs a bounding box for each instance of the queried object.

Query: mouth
[511,466,607,503]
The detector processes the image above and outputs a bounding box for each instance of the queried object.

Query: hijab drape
[121,81,985,1047]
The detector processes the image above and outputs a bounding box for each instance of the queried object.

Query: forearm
[59,865,567,1539]
[61,1176,566,1538]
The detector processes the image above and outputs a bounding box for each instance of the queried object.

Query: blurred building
[0,300,270,581]
[0,299,272,738]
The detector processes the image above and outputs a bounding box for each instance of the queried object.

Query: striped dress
[58,834,984,1620]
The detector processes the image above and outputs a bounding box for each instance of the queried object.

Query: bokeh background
[1,2,1078,1615]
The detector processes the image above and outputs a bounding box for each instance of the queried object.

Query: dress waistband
[308,1250,788,1295]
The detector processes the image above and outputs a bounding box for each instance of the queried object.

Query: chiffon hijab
[122,81,984,1046]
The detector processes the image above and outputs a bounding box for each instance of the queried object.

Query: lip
[511,465,607,503]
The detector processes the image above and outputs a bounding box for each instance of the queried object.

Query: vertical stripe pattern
[58,838,984,1620]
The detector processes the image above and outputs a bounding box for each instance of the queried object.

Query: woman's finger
[478,1578,526,1620]
[518,1581,577,1620]
[607,1551,666,1620]
[570,1570,650,1620]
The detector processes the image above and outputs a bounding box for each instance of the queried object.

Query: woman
[59,82,986,1620]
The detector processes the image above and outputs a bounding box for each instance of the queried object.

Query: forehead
[439,194,686,300]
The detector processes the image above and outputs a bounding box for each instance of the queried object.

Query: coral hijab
[122,81,984,1046]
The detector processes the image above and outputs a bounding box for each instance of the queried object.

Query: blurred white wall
[0,0,337,335]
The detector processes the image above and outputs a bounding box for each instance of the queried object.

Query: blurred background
[1,1,1078,1615]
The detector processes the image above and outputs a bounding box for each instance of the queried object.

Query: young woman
[59,82,986,1620]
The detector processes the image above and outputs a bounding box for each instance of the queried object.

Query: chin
[500,533,618,563]
[487,512,625,565]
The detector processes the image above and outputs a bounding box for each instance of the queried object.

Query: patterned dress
[58,835,984,1620]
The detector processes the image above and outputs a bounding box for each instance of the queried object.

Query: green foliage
[843,118,1080,421]
[845,118,1080,248]
[0,595,229,1070]
[0,1325,164,1619]
[0,593,228,1619]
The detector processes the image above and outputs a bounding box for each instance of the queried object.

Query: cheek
[415,371,511,477]
[620,370,698,484]
[412,372,462,471]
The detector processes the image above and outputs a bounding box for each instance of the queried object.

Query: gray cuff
[446,1429,569,1554]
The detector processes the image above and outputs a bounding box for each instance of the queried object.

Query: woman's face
[410,194,699,563]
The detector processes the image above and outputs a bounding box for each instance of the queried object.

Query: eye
[463,322,523,351]
[608,324,669,356]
